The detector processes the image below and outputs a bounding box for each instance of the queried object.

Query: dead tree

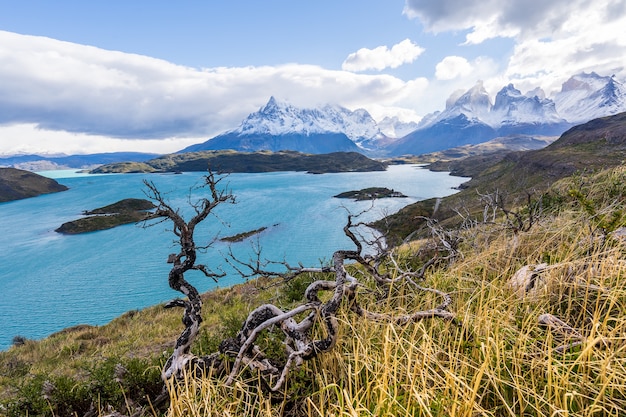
[145,172,457,392]
[221,213,456,391]
[476,188,543,234]
[143,172,235,380]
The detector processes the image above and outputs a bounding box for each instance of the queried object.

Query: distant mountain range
[0,152,159,171]
[389,72,626,155]
[179,72,626,157]
[2,72,624,169]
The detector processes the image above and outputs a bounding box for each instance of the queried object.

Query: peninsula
[90,150,387,174]
[0,167,68,202]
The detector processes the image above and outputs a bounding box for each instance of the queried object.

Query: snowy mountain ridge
[420,72,626,130]
[419,81,565,130]
[386,72,626,155]
[237,96,384,148]
[180,72,626,156]
[554,72,626,123]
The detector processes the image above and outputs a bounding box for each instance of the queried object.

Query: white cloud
[404,0,626,102]
[403,0,590,43]
[342,39,425,72]
[365,104,423,124]
[0,123,203,156]
[435,56,473,80]
[0,31,434,154]
[504,3,626,95]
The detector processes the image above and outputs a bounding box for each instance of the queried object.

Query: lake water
[0,166,466,350]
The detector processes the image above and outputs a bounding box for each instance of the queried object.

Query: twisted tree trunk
[145,172,457,393]
[143,173,234,380]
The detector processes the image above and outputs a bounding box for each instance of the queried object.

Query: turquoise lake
[0,165,466,350]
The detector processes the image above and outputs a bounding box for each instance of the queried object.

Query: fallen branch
[538,313,585,353]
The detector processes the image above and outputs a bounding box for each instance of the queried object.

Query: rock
[508,263,548,296]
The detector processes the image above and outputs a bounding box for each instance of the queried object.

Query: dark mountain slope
[92,150,387,174]
[0,168,68,202]
[180,132,361,154]
[387,114,498,155]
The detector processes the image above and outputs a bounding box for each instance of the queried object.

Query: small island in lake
[220,226,269,243]
[56,198,158,234]
[334,187,407,201]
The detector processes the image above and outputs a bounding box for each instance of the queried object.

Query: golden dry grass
[2,166,626,417]
[163,168,626,417]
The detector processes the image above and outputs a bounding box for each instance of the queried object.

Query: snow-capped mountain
[238,96,381,144]
[377,116,419,139]
[554,72,626,124]
[180,97,391,154]
[388,73,625,155]
[492,84,563,125]
[416,81,566,130]
[491,84,570,137]
[179,72,626,157]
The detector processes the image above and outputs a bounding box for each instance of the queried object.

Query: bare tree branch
[144,173,235,381]
[145,171,457,393]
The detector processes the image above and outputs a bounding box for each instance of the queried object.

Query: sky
[0,0,625,155]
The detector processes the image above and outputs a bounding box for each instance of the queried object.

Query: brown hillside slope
[376,112,626,244]
[0,168,68,203]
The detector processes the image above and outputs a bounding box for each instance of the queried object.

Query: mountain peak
[555,72,626,123]
[560,72,608,93]
[456,81,491,111]
[263,95,279,110]
[436,81,492,124]
[259,95,289,115]
[235,97,383,146]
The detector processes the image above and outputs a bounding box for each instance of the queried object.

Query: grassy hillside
[2,114,626,416]
[376,112,626,245]
[1,164,626,416]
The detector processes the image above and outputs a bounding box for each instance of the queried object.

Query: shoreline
[0,165,467,351]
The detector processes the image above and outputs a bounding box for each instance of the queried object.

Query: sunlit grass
[162,168,626,416]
